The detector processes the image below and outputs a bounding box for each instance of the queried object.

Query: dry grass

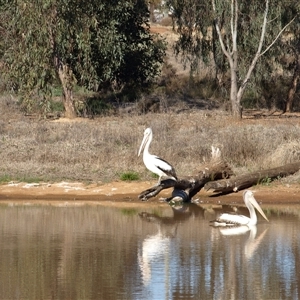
[2,96,300,185]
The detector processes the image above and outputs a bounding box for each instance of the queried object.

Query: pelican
[138,128,177,183]
[210,190,269,227]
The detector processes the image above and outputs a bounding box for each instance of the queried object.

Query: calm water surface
[0,201,299,300]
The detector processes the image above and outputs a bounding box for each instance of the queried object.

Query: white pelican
[210,190,269,227]
[138,128,177,183]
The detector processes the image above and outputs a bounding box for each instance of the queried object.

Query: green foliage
[151,173,159,179]
[167,0,300,110]
[0,0,165,115]
[51,87,63,97]
[121,208,138,216]
[0,174,42,184]
[259,176,272,186]
[0,175,13,184]
[84,96,112,115]
[49,99,64,112]
[19,176,43,183]
[89,1,167,93]
[119,171,140,181]
[167,0,213,70]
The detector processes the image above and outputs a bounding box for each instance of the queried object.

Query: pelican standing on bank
[138,128,177,184]
[211,190,269,227]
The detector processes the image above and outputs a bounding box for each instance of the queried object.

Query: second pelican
[210,190,269,226]
[138,128,177,183]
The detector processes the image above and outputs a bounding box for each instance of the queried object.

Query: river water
[0,202,299,300]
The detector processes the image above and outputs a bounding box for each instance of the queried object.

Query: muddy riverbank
[1,181,299,206]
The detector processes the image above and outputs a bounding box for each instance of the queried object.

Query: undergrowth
[1,95,300,184]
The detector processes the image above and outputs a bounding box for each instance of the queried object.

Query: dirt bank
[0,181,299,206]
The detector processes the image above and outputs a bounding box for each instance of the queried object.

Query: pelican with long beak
[138,128,177,184]
[210,190,269,226]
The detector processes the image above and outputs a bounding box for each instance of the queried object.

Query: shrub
[119,171,140,181]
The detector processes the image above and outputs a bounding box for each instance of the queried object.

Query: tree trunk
[149,2,155,23]
[285,56,300,113]
[138,146,300,202]
[48,8,76,119]
[62,87,77,119]
[58,64,77,119]
[212,0,281,120]
[230,63,242,119]
[205,162,300,193]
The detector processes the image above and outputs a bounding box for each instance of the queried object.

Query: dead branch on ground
[138,146,300,202]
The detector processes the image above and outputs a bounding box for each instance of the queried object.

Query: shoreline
[0,180,300,206]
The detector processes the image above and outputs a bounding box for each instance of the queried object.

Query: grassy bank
[1,96,300,185]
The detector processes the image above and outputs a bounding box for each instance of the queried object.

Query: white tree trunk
[212,0,293,119]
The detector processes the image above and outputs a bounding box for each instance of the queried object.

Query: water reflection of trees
[0,205,144,299]
[137,204,300,299]
[0,204,299,299]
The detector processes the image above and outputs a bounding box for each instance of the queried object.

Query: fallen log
[138,146,300,202]
[138,146,234,201]
[204,161,300,193]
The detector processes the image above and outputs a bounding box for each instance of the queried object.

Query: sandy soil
[0,180,300,207]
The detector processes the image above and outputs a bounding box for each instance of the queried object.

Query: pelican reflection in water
[138,128,177,184]
[210,190,269,227]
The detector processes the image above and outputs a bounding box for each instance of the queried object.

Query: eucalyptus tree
[282,8,300,112]
[0,0,165,118]
[168,0,298,118]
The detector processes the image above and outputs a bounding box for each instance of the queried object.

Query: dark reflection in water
[0,202,299,299]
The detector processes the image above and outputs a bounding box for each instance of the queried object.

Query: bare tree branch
[211,0,296,118]
[205,162,300,194]
[230,0,234,54]
[138,147,300,201]
[212,0,231,61]
[231,0,238,54]
[260,16,296,57]
[238,0,269,92]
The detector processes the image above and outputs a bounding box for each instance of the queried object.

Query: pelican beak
[138,134,148,157]
[250,196,269,222]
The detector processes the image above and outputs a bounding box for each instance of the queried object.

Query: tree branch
[138,147,234,202]
[260,16,296,57]
[237,0,269,93]
[231,0,238,54]
[212,0,232,61]
[205,162,300,193]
